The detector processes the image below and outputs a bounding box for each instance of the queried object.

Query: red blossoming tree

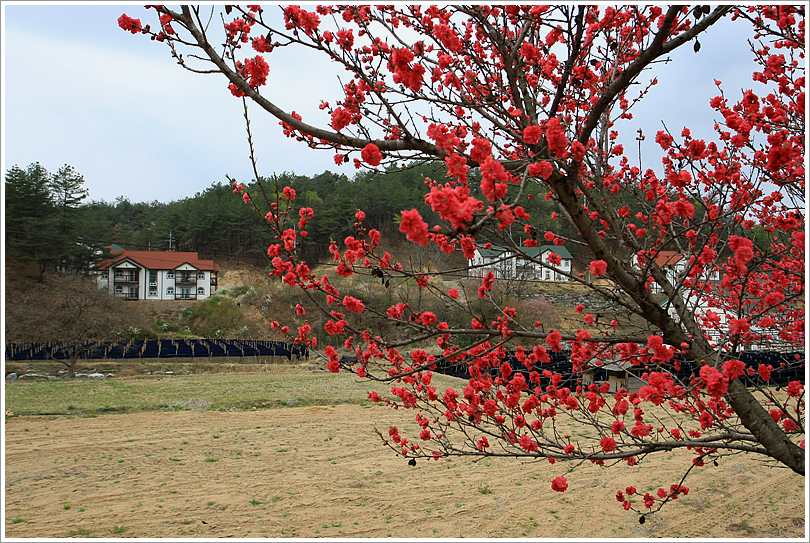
[120,5,805,514]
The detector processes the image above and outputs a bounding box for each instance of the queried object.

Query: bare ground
[4,405,806,539]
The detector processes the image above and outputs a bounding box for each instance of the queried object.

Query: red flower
[757,364,772,382]
[424,183,480,229]
[699,365,728,397]
[551,476,568,492]
[722,359,746,381]
[324,319,346,335]
[325,346,340,373]
[118,14,143,34]
[728,318,750,336]
[483,399,498,417]
[590,260,608,276]
[420,312,437,326]
[448,288,459,299]
[600,437,617,452]
[369,229,381,248]
[389,46,425,92]
[361,143,383,166]
[570,140,586,161]
[786,381,804,398]
[343,295,365,314]
[764,291,785,306]
[480,156,509,202]
[523,125,543,144]
[282,5,321,35]
[529,161,554,180]
[336,29,354,50]
[252,35,273,53]
[546,330,562,352]
[469,137,492,162]
[519,434,538,452]
[728,235,754,266]
[399,209,430,246]
[331,107,353,131]
[655,131,674,149]
[243,56,270,87]
[545,118,569,158]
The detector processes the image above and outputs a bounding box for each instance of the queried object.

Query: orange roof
[653,251,684,267]
[96,251,219,272]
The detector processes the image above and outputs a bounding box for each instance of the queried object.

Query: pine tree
[5,163,57,280]
[48,164,92,272]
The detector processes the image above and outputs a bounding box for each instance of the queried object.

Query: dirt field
[4,405,806,539]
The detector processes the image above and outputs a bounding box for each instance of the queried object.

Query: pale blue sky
[2,3,757,204]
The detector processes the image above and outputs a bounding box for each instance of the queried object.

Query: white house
[537,245,573,281]
[664,290,788,351]
[468,245,516,279]
[468,244,573,281]
[94,249,219,301]
[632,251,685,293]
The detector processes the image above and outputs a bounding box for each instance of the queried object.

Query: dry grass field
[4,369,807,539]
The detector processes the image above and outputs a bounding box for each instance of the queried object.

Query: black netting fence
[5,339,309,362]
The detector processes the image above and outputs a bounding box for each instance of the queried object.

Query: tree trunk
[726,379,805,475]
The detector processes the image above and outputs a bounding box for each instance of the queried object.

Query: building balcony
[175,276,198,285]
[174,293,198,300]
[115,291,139,300]
[113,274,139,283]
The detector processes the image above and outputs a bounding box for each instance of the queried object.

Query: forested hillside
[6,160,577,273]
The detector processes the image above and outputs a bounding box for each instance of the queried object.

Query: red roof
[96,251,219,272]
[652,251,684,267]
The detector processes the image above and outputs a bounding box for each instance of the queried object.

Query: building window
[100,272,108,280]
[197,287,205,295]
[166,286,174,295]
[197,271,205,279]
[115,285,123,294]
[149,271,157,284]
[149,289,157,297]
[167,271,174,279]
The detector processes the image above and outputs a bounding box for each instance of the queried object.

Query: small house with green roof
[538,245,573,281]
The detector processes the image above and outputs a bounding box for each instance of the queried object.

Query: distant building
[537,245,573,281]
[633,251,687,293]
[582,360,647,393]
[468,244,572,281]
[94,249,219,301]
[468,245,516,279]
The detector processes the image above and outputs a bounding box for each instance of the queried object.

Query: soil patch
[4,406,805,538]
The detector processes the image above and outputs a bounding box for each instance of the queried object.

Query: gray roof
[476,245,511,259]
[475,244,573,260]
